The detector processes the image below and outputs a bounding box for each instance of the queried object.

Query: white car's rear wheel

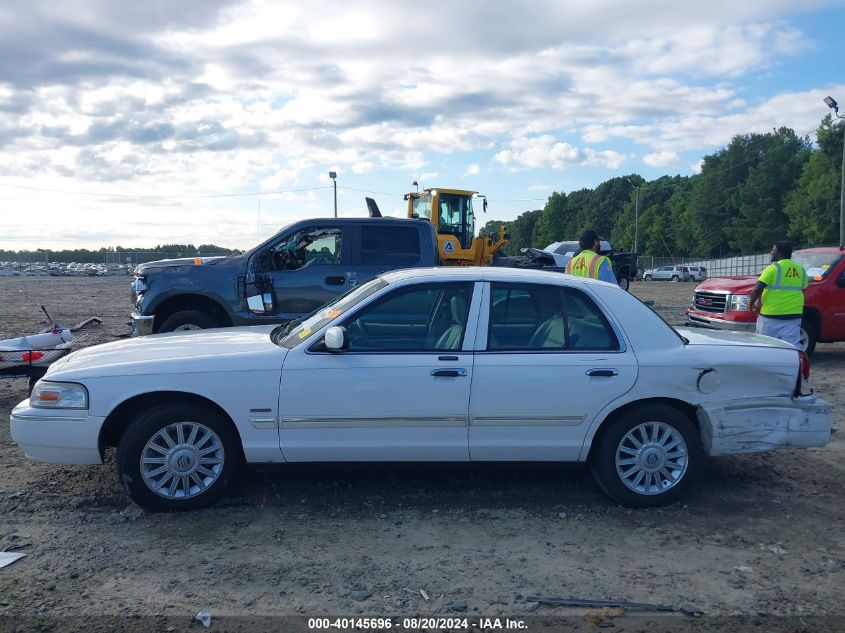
[591,404,701,507]
[117,402,242,511]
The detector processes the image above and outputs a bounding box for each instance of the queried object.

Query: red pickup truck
[685,246,845,354]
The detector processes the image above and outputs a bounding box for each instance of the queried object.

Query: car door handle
[430,369,467,378]
[324,275,346,286]
[586,368,619,377]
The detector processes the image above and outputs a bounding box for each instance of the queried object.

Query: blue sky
[0,0,844,249]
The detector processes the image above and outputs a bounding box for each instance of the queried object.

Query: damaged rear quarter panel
[582,344,831,458]
[697,395,832,455]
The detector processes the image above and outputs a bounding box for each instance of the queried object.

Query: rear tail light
[21,351,45,363]
[798,350,811,380]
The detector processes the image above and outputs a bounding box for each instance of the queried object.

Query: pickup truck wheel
[618,276,630,292]
[116,402,242,511]
[800,318,817,356]
[158,310,218,333]
[591,404,701,507]
[644,274,652,281]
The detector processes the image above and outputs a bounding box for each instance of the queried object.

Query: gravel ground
[0,276,843,627]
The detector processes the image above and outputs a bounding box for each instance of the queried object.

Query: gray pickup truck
[130,217,440,335]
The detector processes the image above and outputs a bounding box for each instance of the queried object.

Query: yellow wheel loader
[403,187,508,266]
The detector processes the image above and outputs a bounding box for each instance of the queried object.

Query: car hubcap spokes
[141,422,224,499]
[616,421,688,495]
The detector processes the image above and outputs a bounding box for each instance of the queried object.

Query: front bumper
[10,401,105,464]
[686,312,755,331]
[697,394,832,456]
[130,312,155,337]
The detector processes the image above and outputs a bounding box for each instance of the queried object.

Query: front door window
[342,283,474,351]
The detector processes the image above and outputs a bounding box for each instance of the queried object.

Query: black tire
[116,402,243,511]
[800,317,818,356]
[671,275,679,282]
[158,309,218,333]
[590,404,701,508]
[644,274,652,281]
[618,276,630,292]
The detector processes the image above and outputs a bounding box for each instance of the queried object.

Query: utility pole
[626,178,641,253]
[823,97,845,246]
[329,171,338,217]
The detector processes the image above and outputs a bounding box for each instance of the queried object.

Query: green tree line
[1,244,240,263]
[481,115,844,257]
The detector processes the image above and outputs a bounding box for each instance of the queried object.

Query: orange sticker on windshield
[325,309,342,319]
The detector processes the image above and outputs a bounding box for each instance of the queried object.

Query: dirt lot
[1,276,844,627]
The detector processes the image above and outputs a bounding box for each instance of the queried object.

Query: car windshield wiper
[271,318,302,345]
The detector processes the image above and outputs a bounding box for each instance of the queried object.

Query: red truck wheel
[800,319,817,356]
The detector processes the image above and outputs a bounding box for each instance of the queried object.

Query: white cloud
[643,150,679,167]
[0,0,838,247]
[495,135,626,170]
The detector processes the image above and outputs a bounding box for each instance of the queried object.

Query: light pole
[329,171,337,217]
[626,177,640,253]
[824,96,845,247]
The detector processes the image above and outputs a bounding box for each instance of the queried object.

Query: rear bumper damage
[697,394,832,456]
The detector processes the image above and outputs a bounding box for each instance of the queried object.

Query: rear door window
[361,226,421,266]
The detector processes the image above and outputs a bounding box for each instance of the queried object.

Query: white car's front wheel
[117,402,242,511]
[591,404,701,507]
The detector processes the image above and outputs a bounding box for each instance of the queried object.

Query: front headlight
[729,294,750,311]
[30,381,89,409]
[131,276,148,294]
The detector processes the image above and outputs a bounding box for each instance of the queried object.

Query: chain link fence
[0,251,234,276]
[639,253,770,278]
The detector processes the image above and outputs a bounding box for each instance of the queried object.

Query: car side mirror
[324,326,348,352]
[247,292,273,314]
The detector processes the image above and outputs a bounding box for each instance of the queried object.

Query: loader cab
[407,187,496,264]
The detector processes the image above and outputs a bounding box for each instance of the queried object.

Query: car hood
[693,276,756,293]
[676,326,796,349]
[135,255,232,273]
[46,326,286,379]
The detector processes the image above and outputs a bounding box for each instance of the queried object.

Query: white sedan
[10,267,831,511]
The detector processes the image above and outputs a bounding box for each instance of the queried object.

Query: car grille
[693,291,728,313]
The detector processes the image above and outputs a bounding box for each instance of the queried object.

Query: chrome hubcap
[616,421,688,495]
[140,422,224,499]
[799,328,809,351]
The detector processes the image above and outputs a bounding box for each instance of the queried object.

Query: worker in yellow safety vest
[565,229,617,284]
[749,240,808,347]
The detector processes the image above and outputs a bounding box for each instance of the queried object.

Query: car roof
[380,266,614,287]
[796,246,845,254]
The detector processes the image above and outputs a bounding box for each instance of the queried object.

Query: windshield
[275,277,388,348]
[793,251,843,280]
[411,195,432,220]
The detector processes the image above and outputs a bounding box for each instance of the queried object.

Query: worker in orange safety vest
[565,229,617,284]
